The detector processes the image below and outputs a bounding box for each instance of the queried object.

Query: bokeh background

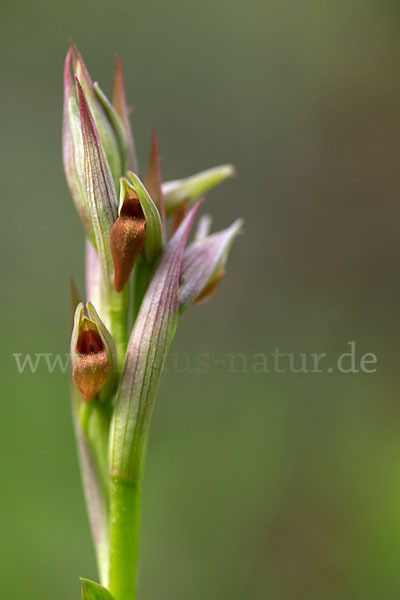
[1,0,399,598]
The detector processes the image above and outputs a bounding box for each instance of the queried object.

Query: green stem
[132,258,155,324]
[108,286,129,369]
[108,479,141,600]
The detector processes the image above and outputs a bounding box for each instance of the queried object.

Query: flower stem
[108,479,141,600]
[108,287,129,369]
[132,258,155,324]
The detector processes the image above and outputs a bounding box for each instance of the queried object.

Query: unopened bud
[179,219,242,311]
[194,268,225,305]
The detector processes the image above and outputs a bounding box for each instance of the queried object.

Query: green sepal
[81,578,115,600]
[71,303,85,365]
[162,164,235,216]
[64,95,96,244]
[73,47,123,186]
[126,172,163,263]
[94,82,130,177]
[76,78,118,290]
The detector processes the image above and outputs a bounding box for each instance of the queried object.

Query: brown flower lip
[76,327,104,354]
[72,320,110,402]
[110,189,146,293]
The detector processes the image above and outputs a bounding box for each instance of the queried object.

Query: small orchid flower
[179,217,243,309]
[71,302,117,402]
[162,163,235,216]
[110,180,146,293]
[62,46,242,600]
[65,45,132,187]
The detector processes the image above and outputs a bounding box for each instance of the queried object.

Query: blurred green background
[1,0,399,598]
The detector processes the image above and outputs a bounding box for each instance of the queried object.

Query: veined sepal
[63,48,94,242]
[71,45,124,186]
[77,77,118,290]
[94,82,131,179]
[127,172,164,262]
[162,164,235,217]
[110,201,202,483]
[179,218,243,311]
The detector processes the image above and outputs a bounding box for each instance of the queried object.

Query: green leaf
[162,164,235,216]
[81,578,115,600]
[126,172,163,263]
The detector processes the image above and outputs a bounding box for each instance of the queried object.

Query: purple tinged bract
[110,201,203,483]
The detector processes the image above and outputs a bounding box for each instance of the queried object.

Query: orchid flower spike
[62,45,242,599]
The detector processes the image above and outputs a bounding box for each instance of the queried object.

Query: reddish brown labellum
[72,320,110,402]
[110,189,146,292]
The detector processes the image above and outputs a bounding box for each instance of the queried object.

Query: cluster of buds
[63,45,241,600]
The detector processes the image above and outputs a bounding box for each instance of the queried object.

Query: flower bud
[179,218,242,310]
[162,164,235,217]
[73,321,109,402]
[63,46,137,223]
[71,45,125,187]
[63,47,91,239]
[110,180,146,293]
[194,267,225,305]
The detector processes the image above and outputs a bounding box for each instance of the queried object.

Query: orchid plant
[63,45,242,600]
